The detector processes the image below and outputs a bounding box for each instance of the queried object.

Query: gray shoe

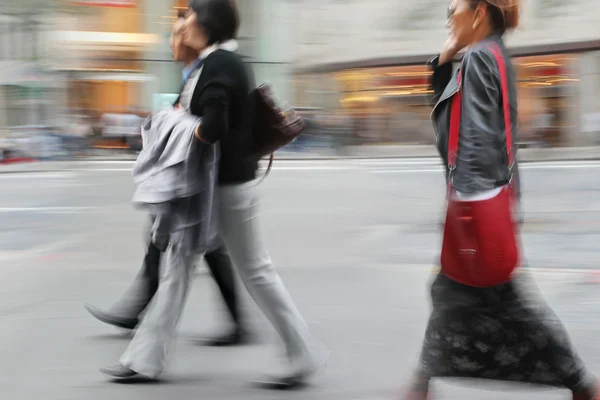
[100,364,140,379]
[84,304,139,330]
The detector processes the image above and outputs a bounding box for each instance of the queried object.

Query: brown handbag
[251,83,305,179]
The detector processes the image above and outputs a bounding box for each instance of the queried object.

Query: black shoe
[253,350,329,390]
[99,364,140,379]
[253,372,310,390]
[84,304,139,330]
[201,328,252,347]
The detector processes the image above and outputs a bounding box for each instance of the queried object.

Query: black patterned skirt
[417,271,594,391]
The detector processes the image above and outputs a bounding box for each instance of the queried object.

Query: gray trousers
[218,181,321,373]
[120,181,322,378]
[109,237,241,328]
[120,244,198,378]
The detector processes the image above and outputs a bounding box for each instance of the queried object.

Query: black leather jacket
[428,34,521,196]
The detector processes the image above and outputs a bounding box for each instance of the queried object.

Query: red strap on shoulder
[447,44,514,179]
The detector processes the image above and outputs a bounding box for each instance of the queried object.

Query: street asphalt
[0,158,598,400]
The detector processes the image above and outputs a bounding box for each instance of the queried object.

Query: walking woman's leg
[401,273,456,400]
[402,325,434,399]
[110,240,161,318]
[85,228,161,330]
[112,245,197,379]
[509,272,598,398]
[204,244,241,329]
[218,183,327,377]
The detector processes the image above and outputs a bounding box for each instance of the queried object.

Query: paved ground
[3,144,600,174]
[0,158,599,400]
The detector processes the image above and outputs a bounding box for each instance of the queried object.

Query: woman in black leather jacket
[402,1,598,399]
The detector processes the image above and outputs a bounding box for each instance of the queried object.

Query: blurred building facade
[52,1,162,119]
[39,0,295,145]
[2,0,598,151]
[48,0,296,112]
[0,10,57,131]
[292,0,600,148]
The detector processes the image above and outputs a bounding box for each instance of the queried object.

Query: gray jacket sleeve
[457,48,502,193]
[427,55,454,107]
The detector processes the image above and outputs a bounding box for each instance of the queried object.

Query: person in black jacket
[180,0,328,389]
[84,11,250,350]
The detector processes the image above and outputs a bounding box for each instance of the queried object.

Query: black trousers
[128,241,240,327]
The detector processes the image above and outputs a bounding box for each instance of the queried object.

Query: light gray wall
[0,12,55,128]
[292,0,600,68]
[139,0,181,111]
[237,0,299,105]
[580,51,600,143]
[140,0,302,109]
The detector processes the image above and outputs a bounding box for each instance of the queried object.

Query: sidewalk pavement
[1,162,598,400]
[7,254,598,400]
[343,144,600,161]
[1,145,599,173]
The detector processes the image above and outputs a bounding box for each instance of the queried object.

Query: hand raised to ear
[440,35,464,65]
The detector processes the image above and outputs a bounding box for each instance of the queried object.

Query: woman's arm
[428,36,465,106]
[194,83,229,144]
[427,55,454,106]
[458,48,502,187]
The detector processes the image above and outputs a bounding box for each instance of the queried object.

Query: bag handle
[256,153,274,185]
[447,43,514,188]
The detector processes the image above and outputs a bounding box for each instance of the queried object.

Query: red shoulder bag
[440,44,521,288]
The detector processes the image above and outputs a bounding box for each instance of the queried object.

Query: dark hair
[470,0,520,34]
[188,0,239,45]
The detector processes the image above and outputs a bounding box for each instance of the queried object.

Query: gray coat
[428,34,521,198]
[132,108,219,255]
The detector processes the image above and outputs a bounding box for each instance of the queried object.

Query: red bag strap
[448,43,514,184]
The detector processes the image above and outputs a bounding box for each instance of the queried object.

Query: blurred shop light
[61,68,145,74]
[382,91,412,96]
[336,71,373,80]
[519,75,580,87]
[384,71,432,77]
[376,85,425,90]
[73,73,155,82]
[521,62,561,67]
[350,109,389,114]
[340,96,378,103]
[524,82,553,87]
[65,0,137,6]
[548,78,580,83]
[54,31,160,45]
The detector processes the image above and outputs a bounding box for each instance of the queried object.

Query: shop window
[515,54,580,147]
[10,20,17,60]
[0,22,6,60]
